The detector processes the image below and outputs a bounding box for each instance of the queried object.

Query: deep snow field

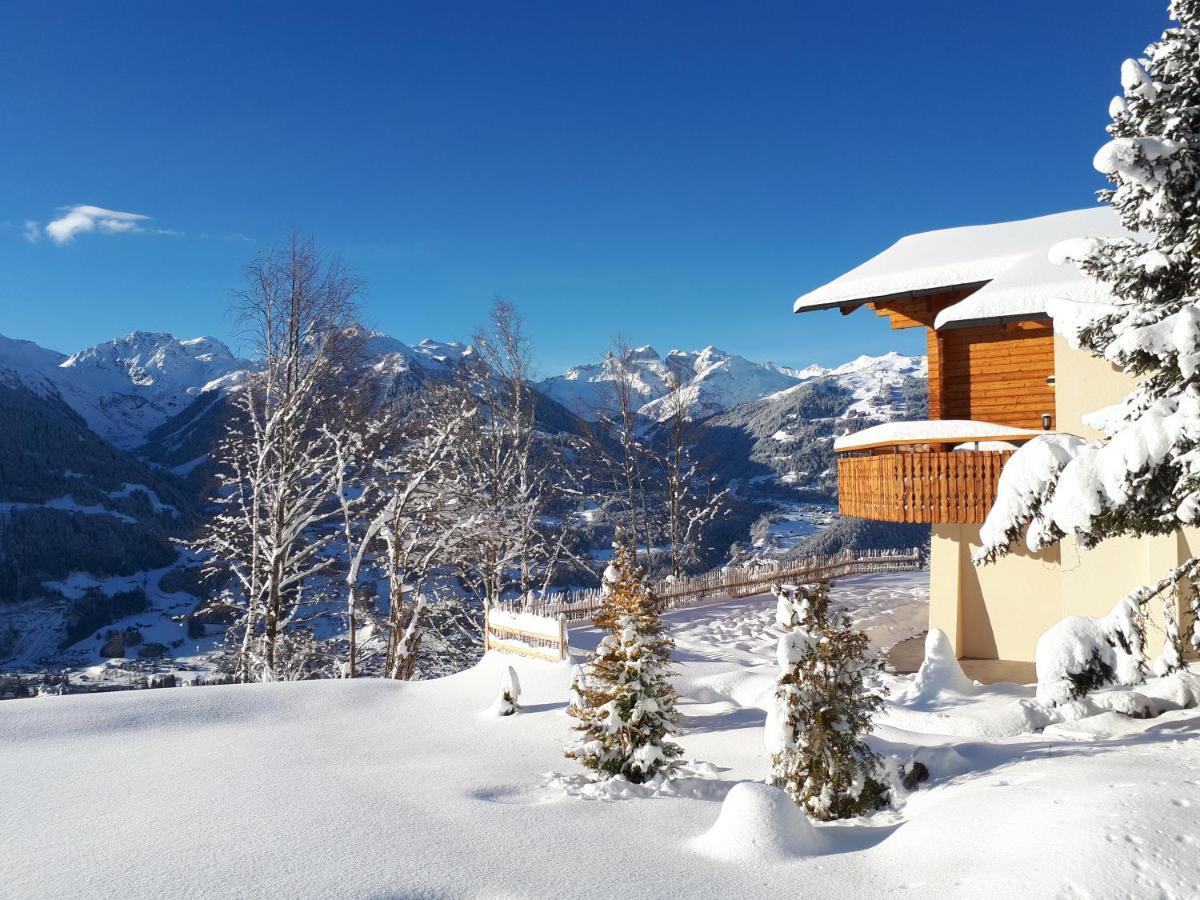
[3,571,1200,899]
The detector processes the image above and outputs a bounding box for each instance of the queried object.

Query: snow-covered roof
[793,208,1123,315]
[834,419,1053,453]
[934,210,1130,329]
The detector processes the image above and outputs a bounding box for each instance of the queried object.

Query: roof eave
[935,311,1053,331]
[793,280,989,315]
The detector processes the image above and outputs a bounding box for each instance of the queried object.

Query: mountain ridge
[0,329,925,448]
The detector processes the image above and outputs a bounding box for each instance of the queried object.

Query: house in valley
[795,208,1197,666]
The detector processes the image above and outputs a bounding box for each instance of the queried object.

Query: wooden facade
[830,280,1053,524]
[933,322,1055,429]
[855,287,1057,430]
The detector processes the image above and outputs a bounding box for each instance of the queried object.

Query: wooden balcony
[837,450,1015,524]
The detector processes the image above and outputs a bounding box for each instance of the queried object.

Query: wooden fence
[490,546,923,629]
[482,603,569,663]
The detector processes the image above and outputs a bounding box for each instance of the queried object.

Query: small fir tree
[566,541,683,783]
[769,582,888,821]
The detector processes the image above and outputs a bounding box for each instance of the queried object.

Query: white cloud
[22,220,40,243]
[44,205,152,245]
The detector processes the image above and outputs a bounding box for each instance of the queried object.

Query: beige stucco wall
[930,524,1062,661]
[1053,336,1195,658]
[1053,333,1137,439]
[923,335,1198,664]
[930,524,1193,662]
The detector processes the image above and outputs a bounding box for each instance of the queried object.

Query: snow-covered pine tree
[566,540,682,783]
[769,582,888,821]
[977,1,1200,674]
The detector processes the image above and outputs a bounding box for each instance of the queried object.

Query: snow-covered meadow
[4,571,1199,899]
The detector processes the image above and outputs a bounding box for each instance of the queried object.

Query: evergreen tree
[566,540,682,783]
[769,582,888,821]
[978,1,1200,661]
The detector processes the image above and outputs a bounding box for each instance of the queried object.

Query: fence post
[558,613,568,661]
[482,600,491,653]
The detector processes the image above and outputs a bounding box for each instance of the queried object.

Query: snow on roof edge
[793,208,1118,316]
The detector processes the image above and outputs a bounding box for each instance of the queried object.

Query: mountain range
[0,327,927,679]
[0,329,925,449]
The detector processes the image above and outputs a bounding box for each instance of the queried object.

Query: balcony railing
[837,450,1015,524]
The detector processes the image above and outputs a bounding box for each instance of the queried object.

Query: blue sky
[0,1,1169,375]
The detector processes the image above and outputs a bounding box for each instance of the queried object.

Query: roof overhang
[935,312,1053,331]
[792,208,1125,325]
[793,281,989,315]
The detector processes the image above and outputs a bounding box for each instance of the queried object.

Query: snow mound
[1034,598,1144,706]
[693,782,823,861]
[1043,711,1151,741]
[904,629,977,704]
[483,666,522,717]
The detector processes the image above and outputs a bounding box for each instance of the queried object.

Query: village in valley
[4,2,1200,898]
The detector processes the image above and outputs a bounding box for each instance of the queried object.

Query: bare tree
[374,391,475,679]
[330,387,478,679]
[448,299,588,608]
[598,335,654,565]
[195,234,363,681]
[474,300,539,599]
[329,423,384,678]
[657,373,728,578]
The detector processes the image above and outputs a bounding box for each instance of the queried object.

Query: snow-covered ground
[3,570,1198,899]
[754,501,838,553]
[0,557,223,681]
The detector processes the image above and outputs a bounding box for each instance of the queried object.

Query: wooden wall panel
[927,329,944,420]
[866,286,1055,430]
[938,324,1055,429]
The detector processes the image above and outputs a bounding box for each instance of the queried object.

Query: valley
[0,328,927,689]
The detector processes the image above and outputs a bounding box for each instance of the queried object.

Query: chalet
[795,208,1196,667]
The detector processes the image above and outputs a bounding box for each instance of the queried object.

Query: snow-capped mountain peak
[0,325,926,451]
[0,333,67,396]
[762,350,927,421]
[359,331,474,378]
[541,345,810,421]
[829,350,918,377]
[8,331,249,449]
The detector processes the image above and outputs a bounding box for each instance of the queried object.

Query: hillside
[0,376,194,670]
[702,353,926,492]
[3,577,1198,899]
